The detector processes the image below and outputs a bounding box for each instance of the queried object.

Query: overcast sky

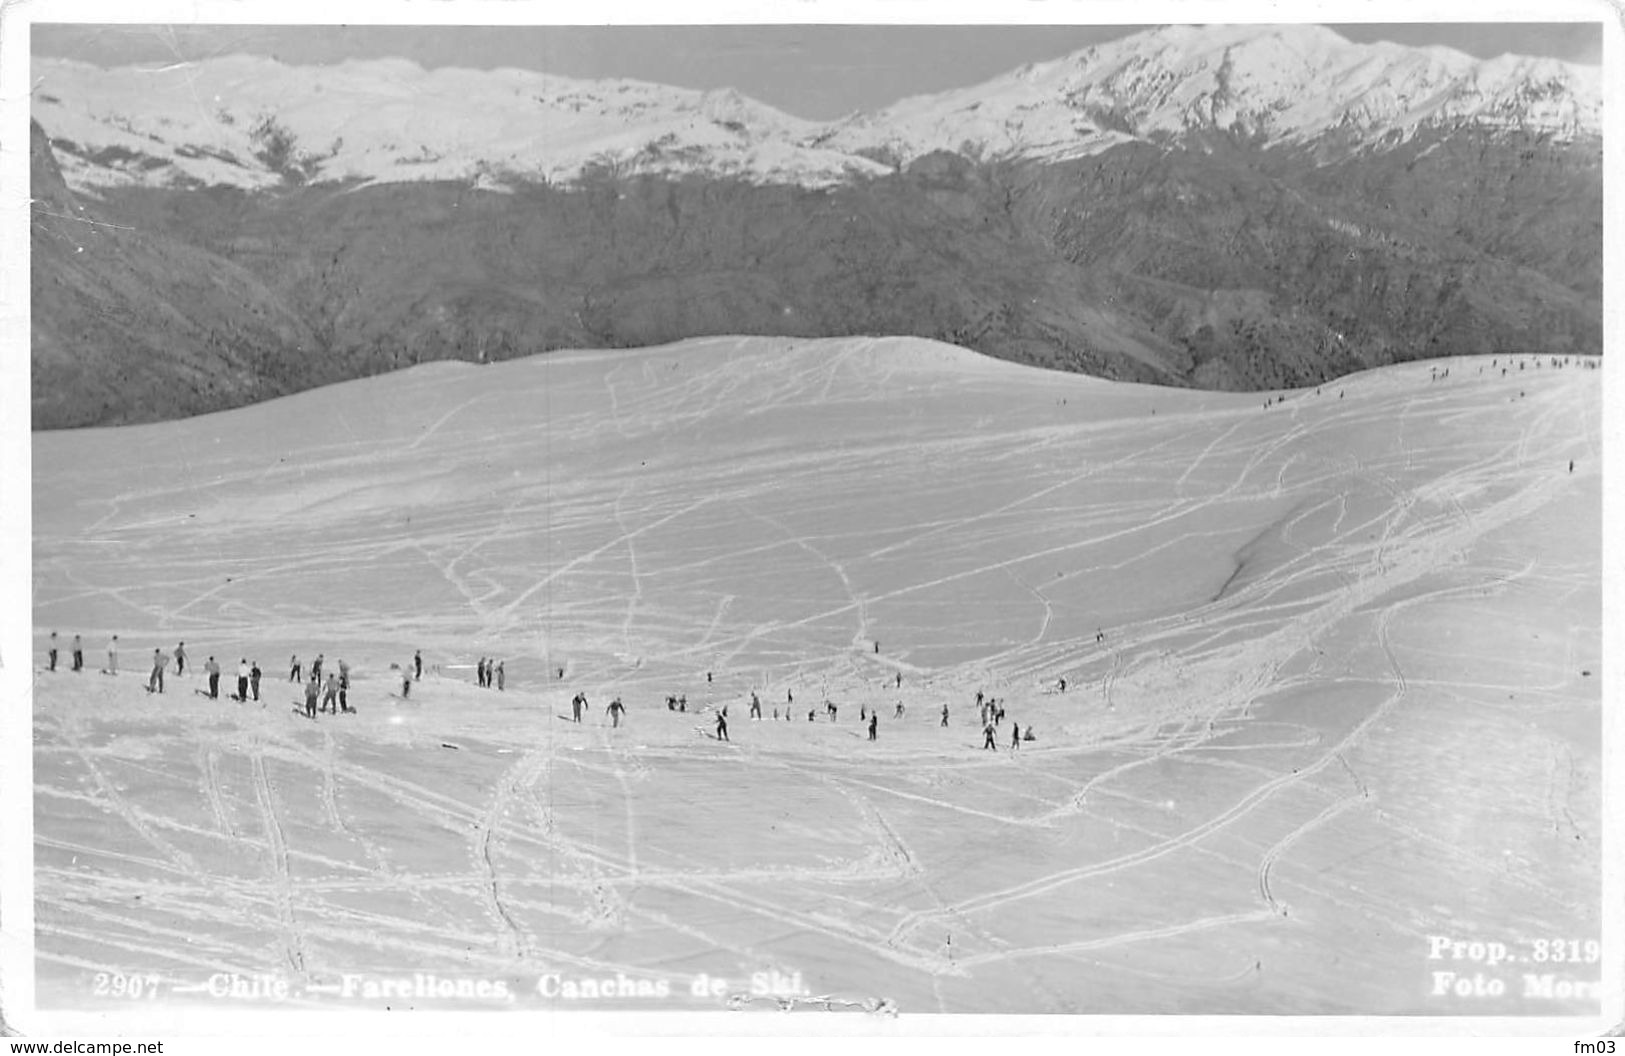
[31,22,1605,120]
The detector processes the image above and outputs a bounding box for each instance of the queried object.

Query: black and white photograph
[2,0,1617,1045]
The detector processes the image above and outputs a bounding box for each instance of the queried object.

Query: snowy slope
[32,24,1601,193]
[29,338,1603,1017]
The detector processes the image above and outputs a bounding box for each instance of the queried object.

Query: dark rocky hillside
[31,120,1600,428]
[31,121,325,428]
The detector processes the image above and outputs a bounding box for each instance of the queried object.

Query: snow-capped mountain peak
[32,24,1600,195]
[821,23,1599,166]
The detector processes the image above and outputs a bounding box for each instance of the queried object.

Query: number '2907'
[91,971,162,999]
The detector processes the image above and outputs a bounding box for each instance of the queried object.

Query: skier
[707,671,713,684]
[401,668,412,699]
[895,671,902,689]
[787,688,794,707]
[874,641,880,655]
[236,659,250,702]
[250,660,262,702]
[678,694,686,713]
[983,721,998,751]
[147,648,166,694]
[322,673,340,714]
[571,693,585,722]
[174,642,187,677]
[206,656,220,699]
[827,701,837,722]
[1569,460,1575,473]
[750,691,761,720]
[496,661,505,691]
[312,654,324,682]
[667,695,677,711]
[476,657,486,688]
[1011,723,1021,750]
[106,635,119,675]
[304,674,320,719]
[72,634,83,672]
[47,631,59,672]
[868,714,878,742]
[1058,677,1067,693]
[338,660,352,713]
[290,654,301,682]
[894,701,904,719]
[941,704,950,728]
[414,650,423,681]
[609,697,626,727]
[860,704,867,721]
[975,690,984,709]
[715,710,729,742]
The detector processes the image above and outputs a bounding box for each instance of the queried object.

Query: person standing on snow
[289,654,301,683]
[321,672,340,714]
[304,674,320,719]
[236,659,250,702]
[982,721,998,751]
[1011,722,1021,750]
[147,648,166,694]
[250,660,262,702]
[941,704,950,728]
[206,656,220,699]
[414,650,423,681]
[609,697,625,727]
[47,631,58,672]
[338,659,350,711]
[715,710,730,742]
[72,634,83,672]
[106,635,119,675]
[174,642,187,677]
[868,713,878,742]
[496,661,505,691]
[750,692,761,720]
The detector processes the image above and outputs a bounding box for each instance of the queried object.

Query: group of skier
[300,658,355,718]
[41,633,390,723]
[475,655,505,690]
[47,630,1050,752]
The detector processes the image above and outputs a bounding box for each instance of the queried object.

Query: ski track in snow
[30,341,1602,1013]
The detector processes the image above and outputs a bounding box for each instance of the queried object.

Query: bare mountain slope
[30,120,322,428]
[29,24,1601,427]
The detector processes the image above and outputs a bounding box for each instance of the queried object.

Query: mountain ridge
[34,23,1601,194]
[29,23,1602,428]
